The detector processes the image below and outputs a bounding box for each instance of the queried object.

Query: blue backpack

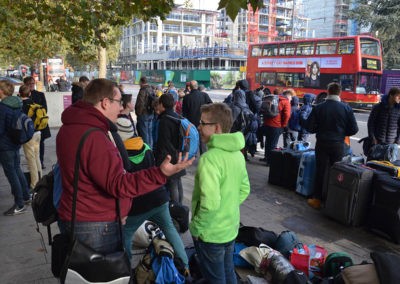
[8,110,35,144]
[167,115,199,159]
[288,109,301,132]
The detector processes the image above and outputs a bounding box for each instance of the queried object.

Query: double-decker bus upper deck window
[279,43,296,56]
[360,38,381,56]
[316,41,337,55]
[263,44,278,56]
[338,39,355,54]
[296,42,315,55]
[251,45,262,57]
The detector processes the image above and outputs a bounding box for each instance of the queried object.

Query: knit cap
[116,117,135,141]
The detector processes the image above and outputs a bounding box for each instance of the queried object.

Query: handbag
[58,128,131,283]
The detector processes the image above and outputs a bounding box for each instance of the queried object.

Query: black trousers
[313,140,345,201]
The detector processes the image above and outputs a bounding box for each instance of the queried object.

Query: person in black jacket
[367,87,400,146]
[304,82,358,209]
[71,76,90,104]
[23,76,51,169]
[182,80,212,154]
[155,93,186,204]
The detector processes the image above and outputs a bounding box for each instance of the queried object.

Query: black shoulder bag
[58,128,131,283]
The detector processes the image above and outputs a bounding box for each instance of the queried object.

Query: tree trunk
[98,46,107,79]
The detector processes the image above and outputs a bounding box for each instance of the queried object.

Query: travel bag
[269,149,286,186]
[323,162,374,226]
[367,171,400,243]
[296,150,316,197]
[282,149,309,190]
[366,160,400,178]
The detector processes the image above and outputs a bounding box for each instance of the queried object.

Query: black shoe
[259,158,267,162]
[265,163,270,167]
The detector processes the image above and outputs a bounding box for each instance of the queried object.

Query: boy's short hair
[79,76,90,83]
[200,103,233,133]
[140,76,147,84]
[284,88,296,97]
[388,87,400,97]
[19,85,31,97]
[159,93,175,109]
[0,80,15,96]
[327,82,341,95]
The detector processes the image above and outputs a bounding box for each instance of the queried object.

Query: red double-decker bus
[246,35,383,108]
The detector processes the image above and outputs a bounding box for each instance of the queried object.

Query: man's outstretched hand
[160,153,195,177]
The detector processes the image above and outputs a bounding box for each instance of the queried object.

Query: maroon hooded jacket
[56,101,166,222]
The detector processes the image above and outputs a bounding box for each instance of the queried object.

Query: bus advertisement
[246,35,383,108]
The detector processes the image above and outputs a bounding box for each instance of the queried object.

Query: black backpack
[32,170,58,226]
[145,87,156,113]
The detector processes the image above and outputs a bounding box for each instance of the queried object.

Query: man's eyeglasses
[199,120,217,126]
[101,97,123,106]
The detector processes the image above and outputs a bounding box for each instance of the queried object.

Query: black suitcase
[268,149,286,186]
[323,162,374,226]
[282,149,309,190]
[367,171,400,243]
[169,201,189,233]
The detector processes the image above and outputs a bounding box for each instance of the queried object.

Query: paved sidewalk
[1,128,399,283]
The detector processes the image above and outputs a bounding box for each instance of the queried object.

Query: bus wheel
[315,93,327,104]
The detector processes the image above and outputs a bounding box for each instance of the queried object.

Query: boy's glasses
[199,120,217,126]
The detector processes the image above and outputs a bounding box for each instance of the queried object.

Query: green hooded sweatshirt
[190,131,250,243]
[2,95,22,109]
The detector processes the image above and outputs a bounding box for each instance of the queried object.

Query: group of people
[0,76,50,215]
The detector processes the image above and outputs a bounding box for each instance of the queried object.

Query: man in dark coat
[23,76,51,169]
[367,87,400,146]
[182,80,212,154]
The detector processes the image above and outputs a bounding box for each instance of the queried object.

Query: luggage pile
[232,225,400,284]
[268,143,400,244]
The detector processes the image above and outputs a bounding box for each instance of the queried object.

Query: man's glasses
[102,97,123,106]
[199,120,217,126]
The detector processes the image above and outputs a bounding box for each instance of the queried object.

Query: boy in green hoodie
[190,103,250,283]
[0,80,31,216]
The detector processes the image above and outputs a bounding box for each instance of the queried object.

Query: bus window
[255,72,260,83]
[293,73,305,87]
[338,39,355,54]
[296,42,314,55]
[340,74,354,91]
[260,72,275,85]
[276,73,287,86]
[281,43,296,56]
[316,41,337,55]
[356,73,381,94]
[263,44,278,56]
[251,45,262,57]
[360,38,381,56]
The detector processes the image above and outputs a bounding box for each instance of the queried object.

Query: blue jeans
[263,126,283,163]
[194,238,237,284]
[61,221,122,254]
[136,114,154,149]
[0,150,30,207]
[166,177,183,204]
[123,202,188,267]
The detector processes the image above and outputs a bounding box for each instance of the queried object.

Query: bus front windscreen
[360,38,381,57]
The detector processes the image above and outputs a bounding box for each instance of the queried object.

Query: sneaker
[259,158,267,162]
[24,193,33,205]
[307,198,321,210]
[3,205,27,216]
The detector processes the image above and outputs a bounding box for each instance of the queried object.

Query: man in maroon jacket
[56,78,194,254]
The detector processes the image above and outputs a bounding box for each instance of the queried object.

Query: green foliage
[350,0,400,69]
[218,0,264,21]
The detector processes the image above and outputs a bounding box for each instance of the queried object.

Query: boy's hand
[160,152,195,177]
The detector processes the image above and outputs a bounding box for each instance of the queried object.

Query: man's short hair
[190,80,198,90]
[284,88,296,97]
[199,84,206,91]
[82,78,118,105]
[79,76,90,83]
[0,80,15,96]
[19,85,30,97]
[388,87,400,97]
[159,93,175,110]
[327,82,341,95]
[121,93,132,109]
[23,76,35,84]
[200,103,232,133]
[140,76,147,84]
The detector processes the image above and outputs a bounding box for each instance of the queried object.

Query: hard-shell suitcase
[296,151,316,197]
[282,150,306,190]
[323,162,374,226]
[366,160,400,178]
[269,149,286,186]
[367,171,400,243]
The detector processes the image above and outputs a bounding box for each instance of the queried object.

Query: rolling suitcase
[269,149,286,186]
[367,171,400,243]
[296,151,316,197]
[282,149,307,190]
[323,162,374,226]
